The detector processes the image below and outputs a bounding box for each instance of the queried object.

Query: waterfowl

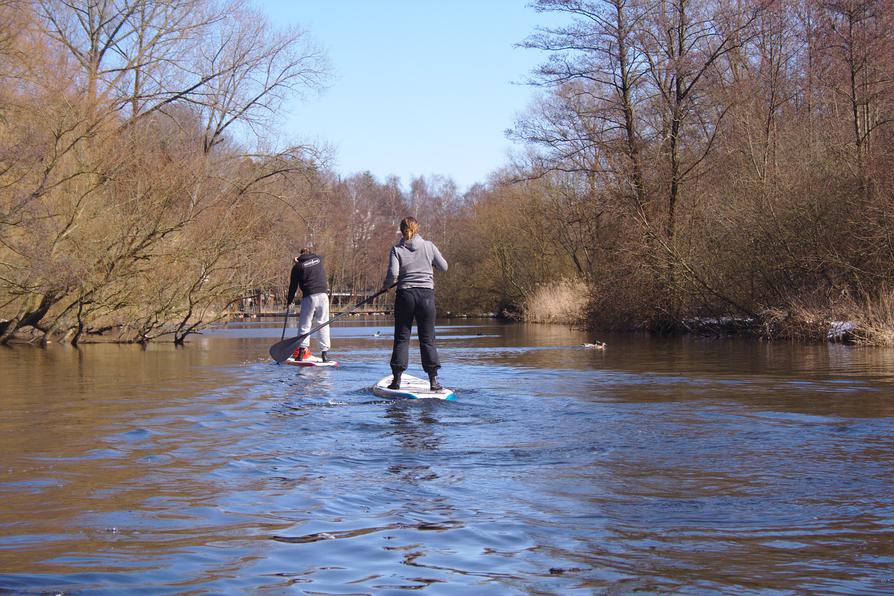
[582,341,607,350]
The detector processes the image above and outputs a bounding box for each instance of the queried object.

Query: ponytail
[400,217,419,240]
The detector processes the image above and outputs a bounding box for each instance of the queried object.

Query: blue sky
[260,1,556,191]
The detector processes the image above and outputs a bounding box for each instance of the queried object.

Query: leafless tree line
[471,0,894,336]
[5,0,892,345]
[0,0,329,344]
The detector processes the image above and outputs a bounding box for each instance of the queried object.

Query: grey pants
[297,292,330,351]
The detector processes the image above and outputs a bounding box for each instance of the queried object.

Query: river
[1,320,893,594]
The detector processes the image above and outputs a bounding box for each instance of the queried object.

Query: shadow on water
[2,320,894,593]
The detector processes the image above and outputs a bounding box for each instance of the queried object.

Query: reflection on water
[2,321,894,593]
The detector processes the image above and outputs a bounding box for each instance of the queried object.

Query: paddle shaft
[280,305,290,340]
[269,284,396,362]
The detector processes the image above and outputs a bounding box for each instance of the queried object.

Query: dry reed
[850,289,894,346]
[523,278,589,324]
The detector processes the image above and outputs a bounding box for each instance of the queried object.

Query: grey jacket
[383,234,448,289]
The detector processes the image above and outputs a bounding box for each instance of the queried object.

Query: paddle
[269,283,397,363]
[280,305,290,340]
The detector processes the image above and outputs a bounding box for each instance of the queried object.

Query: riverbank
[518,279,894,346]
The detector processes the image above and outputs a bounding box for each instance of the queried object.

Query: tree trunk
[0,292,58,344]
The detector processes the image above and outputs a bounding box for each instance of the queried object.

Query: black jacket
[287,253,329,303]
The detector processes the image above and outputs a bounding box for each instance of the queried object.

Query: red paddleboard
[284,355,338,367]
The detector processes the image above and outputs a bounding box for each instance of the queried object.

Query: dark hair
[299,247,312,255]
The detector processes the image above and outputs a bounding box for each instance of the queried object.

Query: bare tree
[519,0,649,213]
[195,6,329,152]
[812,0,894,198]
[0,0,330,344]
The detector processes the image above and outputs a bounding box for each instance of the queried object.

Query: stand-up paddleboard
[284,355,338,367]
[372,374,455,400]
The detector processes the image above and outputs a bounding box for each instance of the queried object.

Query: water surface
[2,320,894,594]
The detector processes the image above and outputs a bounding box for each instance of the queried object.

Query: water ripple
[2,324,894,593]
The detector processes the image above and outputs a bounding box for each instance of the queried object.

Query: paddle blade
[270,335,301,363]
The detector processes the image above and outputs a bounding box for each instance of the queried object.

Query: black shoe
[321,351,329,362]
[388,374,402,390]
[429,376,443,392]
[296,347,307,360]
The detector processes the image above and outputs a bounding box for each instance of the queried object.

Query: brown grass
[849,289,894,346]
[758,289,894,346]
[759,304,830,342]
[523,278,589,324]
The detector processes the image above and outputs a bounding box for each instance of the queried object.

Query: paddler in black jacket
[286,247,332,362]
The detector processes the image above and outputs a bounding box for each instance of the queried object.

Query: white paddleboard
[372,374,455,400]
[284,355,338,367]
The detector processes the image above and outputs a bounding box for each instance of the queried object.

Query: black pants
[390,287,440,374]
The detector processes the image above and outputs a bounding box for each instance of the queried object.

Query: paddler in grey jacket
[382,216,448,391]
